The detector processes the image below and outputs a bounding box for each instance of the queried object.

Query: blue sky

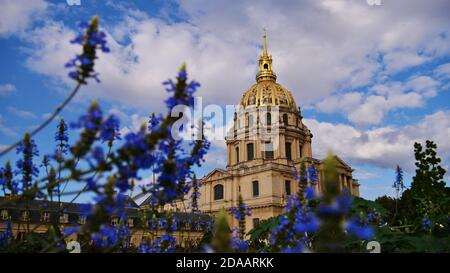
[0,0,449,202]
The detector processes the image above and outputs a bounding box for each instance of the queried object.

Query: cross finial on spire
[263,28,268,56]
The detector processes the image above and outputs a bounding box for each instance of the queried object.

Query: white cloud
[315,74,440,125]
[0,115,16,137]
[14,0,449,114]
[315,92,363,114]
[0,83,16,95]
[347,95,388,125]
[7,106,37,119]
[383,50,429,74]
[404,75,439,98]
[305,110,450,172]
[435,62,450,80]
[0,0,47,37]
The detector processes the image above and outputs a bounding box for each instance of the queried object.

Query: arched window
[283,113,288,126]
[263,63,268,70]
[266,113,271,126]
[252,181,259,197]
[214,184,224,200]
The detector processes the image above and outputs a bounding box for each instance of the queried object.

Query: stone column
[347,177,353,195]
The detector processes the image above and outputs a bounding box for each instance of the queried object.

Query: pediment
[201,168,230,181]
[333,155,352,170]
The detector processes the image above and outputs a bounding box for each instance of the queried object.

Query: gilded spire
[256,30,277,82]
[262,29,268,57]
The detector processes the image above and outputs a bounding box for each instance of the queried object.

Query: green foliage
[351,196,389,218]
[211,209,232,253]
[247,216,280,251]
[410,141,447,217]
[397,141,450,230]
[371,225,450,253]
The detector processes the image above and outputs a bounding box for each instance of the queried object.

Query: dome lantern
[256,30,277,83]
[240,31,297,111]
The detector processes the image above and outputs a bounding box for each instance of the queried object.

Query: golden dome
[239,31,297,110]
[240,81,297,110]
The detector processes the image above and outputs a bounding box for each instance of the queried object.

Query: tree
[400,141,449,227]
[375,195,396,222]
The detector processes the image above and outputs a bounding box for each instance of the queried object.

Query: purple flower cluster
[270,194,318,251]
[230,203,251,222]
[345,215,375,240]
[55,118,69,156]
[269,165,320,251]
[422,218,432,230]
[393,165,405,195]
[66,17,109,84]
[0,16,210,252]
[100,115,121,145]
[0,222,13,247]
[91,224,131,249]
[163,68,200,109]
[317,192,352,217]
[70,104,103,132]
[231,233,249,252]
[139,233,177,253]
[15,134,39,192]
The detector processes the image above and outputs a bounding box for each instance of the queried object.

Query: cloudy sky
[0,0,449,201]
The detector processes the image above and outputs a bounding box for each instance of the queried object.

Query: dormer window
[59,213,69,224]
[1,209,9,220]
[78,215,87,225]
[111,216,119,226]
[42,212,51,222]
[22,210,30,221]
